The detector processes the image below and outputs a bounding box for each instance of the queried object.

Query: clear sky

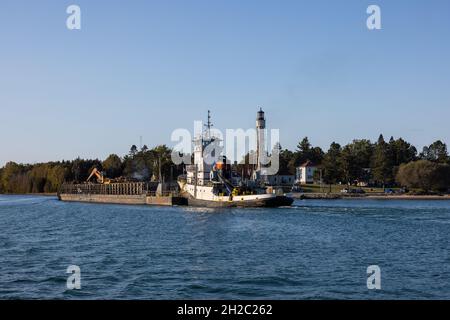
[1,0,449,166]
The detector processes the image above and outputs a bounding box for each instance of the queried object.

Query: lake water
[0,195,449,299]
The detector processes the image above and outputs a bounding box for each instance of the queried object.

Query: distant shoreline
[365,195,450,200]
[0,193,57,197]
[291,193,450,200]
[2,192,450,201]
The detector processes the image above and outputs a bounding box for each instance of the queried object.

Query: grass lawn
[300,184,387,194]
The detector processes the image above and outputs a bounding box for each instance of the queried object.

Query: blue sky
[1,0,449,166]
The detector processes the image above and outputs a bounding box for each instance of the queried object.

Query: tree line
[276,135,450,192]
[1,136,449,194]
[0,144,180,194]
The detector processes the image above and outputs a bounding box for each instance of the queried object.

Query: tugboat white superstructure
[178,110,294,208]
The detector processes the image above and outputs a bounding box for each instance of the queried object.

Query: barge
[58,182,187,206]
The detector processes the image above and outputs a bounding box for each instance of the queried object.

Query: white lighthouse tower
[256,107,266,174]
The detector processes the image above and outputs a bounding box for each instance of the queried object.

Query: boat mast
[204,110,213,140]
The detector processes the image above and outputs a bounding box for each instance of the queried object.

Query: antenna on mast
[205,110,213,138]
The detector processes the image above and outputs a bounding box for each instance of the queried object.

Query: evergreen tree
[322,142,343,186]
[340,139,373,184]
[294,137,324,166]
[295,137,311,166]
[371,134,394,187]
[129,145,138,157]
[389,137,417,166]
[273,143,295,175]
[420,140,449,164]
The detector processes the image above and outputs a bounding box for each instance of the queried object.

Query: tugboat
[178,110,294,208]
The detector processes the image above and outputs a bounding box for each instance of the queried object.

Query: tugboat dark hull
[186,195,294,208]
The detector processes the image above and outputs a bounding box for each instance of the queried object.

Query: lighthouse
[256,108,266,172]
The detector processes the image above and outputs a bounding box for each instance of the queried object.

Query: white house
[296,160,316,184]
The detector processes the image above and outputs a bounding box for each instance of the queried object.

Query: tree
[322,142,343,186]
[311,146,325,164]
[29,164,49,193]
[45,165,66,192]
[270,143,295,175]
[122,151,149,181]
[279,149,295,175]
[102,154,123,178]
[387,137,417,182]
[294,137,324,166]
[389,137,417,166]
[122,144,176,181]
[1,162,25,193]
[129,145,138,157]
[296,137,311,154]
[396,160,450,192]
[71,158,102,182]
[340,139,373,184]
[371,134,394,186]
[420,140,449,164]
[151,145,173,181]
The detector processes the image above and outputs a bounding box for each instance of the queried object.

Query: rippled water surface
[0,195,449,299]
